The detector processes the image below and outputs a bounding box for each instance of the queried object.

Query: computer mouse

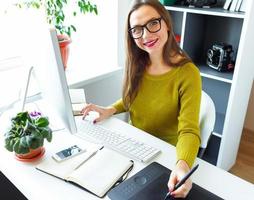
[84,111,99,122]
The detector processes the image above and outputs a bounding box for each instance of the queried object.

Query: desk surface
[1,117,254,200]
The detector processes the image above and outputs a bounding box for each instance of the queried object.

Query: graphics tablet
[108,162,223,200]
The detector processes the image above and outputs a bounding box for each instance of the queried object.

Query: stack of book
[223,0,248,12]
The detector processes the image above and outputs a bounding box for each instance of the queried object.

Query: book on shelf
[223,0,233,10]
[235,0,242,11]
[229,0,239,11]
[239,0,247,12]
[36,147,134,198]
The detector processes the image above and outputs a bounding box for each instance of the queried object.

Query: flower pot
[15,147,45,162]
[57,34,72,70]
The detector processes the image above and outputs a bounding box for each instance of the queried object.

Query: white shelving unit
[165,1,254,170]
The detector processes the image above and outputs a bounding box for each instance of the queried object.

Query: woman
[81,0,201,198]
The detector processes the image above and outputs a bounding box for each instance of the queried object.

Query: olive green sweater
[112,62,201,167]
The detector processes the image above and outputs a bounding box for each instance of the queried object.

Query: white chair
[198,91,216,158]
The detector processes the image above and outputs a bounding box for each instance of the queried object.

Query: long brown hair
[123,0,191,109]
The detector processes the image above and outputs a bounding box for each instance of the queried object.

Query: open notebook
[36,147,134,198]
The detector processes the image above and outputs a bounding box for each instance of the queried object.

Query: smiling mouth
[143,39,158,47]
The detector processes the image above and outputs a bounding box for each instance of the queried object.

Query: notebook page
[36,148,98,179]
[66,148,133,197]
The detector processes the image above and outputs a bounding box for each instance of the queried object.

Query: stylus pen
[74,146,104,170]
[164,164,199,200]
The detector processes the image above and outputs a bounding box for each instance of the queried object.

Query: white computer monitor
[32,27,77,134]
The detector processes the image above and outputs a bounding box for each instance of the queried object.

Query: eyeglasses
[129,17,162,39]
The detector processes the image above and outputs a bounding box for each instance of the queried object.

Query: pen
[164,164,199,200]
[74,146,103,170]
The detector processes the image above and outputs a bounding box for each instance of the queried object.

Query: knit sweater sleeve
[111,98,127,114]
[176,63,202,168]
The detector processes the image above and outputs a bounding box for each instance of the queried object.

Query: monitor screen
[1,10,77,134]
[33,27,77,134]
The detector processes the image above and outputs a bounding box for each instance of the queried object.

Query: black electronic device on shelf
[188,0,217,7]
[175,0,217,7]
[206,43,235,72]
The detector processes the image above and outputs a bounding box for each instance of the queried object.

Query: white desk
[1,117,254,200]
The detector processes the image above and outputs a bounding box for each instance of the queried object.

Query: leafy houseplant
[16,0,98,69]
[4,111,52,160]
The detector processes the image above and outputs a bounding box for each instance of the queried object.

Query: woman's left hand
[167,160,192,198]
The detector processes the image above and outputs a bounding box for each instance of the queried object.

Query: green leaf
[13,139,29,154]
[56,0,63,9]
[71,25,76,32]
[33,129,42,138]
[25,135,34,147]
[94,6,98,15]
[20,136,29,148]
[13,139,20,153]
[46,129,53,142]
[67,26,71,37]
[35,117,49,127]
[24,120,36,133]
[4,138,14,152]
[56,16,60,24]
[78,1,82,8]
[12,111,30,126]
[38,127,47,137]
[32,2,41,9]
[39,138,44,147]
[30,137,42,149]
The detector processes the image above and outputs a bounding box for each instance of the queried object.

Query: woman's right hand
[81,104,117,123]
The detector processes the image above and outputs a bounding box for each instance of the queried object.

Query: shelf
[202,135,221,165]
[163,2,253,169]
[183,15,243,83]
[198,63,233,83]
[214,112,225,136]
[170,10,184,37]
[165,6,245,18]
[212,132,222,138]
[202,77,231,115]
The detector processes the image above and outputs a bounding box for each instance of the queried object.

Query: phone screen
[56,145,83,159]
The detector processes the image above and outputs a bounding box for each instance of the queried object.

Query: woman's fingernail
[93,120,96,124]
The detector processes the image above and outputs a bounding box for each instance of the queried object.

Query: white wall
[117,0,132,67]
[68,0,118,70]
[71,69,127,121]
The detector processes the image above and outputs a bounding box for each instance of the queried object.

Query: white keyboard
[76,119,161,163]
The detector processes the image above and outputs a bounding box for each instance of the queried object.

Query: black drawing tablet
[108,162,223,200]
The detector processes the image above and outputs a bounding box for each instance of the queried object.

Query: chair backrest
[199,91,216,150]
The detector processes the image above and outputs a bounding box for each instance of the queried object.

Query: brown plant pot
[57,34,72,70]
[15,147,45,162]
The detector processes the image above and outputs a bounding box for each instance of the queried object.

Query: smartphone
[52,145,86,162]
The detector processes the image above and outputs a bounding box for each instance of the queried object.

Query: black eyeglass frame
[128,17,163,39]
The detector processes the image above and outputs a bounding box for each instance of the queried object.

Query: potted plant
[4,111,52,161]
[16,0,98,70]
